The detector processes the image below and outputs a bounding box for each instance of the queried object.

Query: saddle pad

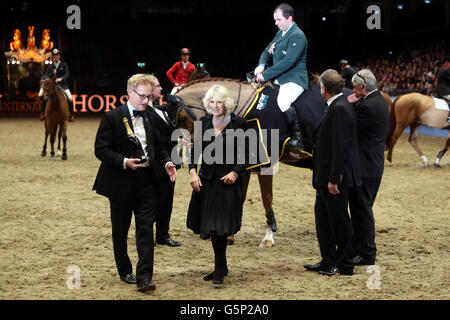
[433,97,449,111]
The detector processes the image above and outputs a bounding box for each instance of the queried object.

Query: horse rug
[433,97,449,111]
[242,84,326,171]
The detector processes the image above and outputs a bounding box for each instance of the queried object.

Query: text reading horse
[175,78,326,247]
[40,76,70,160]
[386,92,450,167]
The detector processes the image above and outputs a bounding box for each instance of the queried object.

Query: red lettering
[73,94,89,113]
[119,95,128,105]
[87,95,104,112]
[104,95,117,112]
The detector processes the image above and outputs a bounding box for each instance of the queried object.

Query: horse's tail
[385,96,398,151]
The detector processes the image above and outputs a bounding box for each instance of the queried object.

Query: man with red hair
[166,48,196,94]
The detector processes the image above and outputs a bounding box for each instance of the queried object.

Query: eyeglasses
[355,73,366,86]
[131,88,152,100]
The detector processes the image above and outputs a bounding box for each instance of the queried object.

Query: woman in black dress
[187,85,248,285]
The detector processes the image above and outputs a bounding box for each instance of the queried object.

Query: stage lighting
[396,4,404,10]
[322,16,326,21]
[424,0,431,4]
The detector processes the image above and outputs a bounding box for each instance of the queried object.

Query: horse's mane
[179,77,247,91]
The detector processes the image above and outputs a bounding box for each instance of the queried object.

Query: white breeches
[39,87,72,102]
[276,81,304,112]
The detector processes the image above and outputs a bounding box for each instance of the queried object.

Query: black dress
[187,113,248,236]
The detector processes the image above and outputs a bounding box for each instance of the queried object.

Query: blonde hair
[144,73,159,87]
[202,85,234,115]
[127,73,153,91]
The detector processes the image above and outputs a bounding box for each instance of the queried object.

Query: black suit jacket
[189,113,248,179]
[436,66,450,97]
[353,90,389,178]
[312,95,361,189]
[147,105,181,179]
[45,61,70,89]
[93,104,171,203]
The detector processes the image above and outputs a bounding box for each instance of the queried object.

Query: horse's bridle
[154,95,197,129]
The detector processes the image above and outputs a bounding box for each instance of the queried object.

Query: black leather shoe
[203,267,229,281]
[304,262,333,272]
[120,273,137,284]
[137,279,156,292]
[352,255,375,266]
[156,237,181,247]
[319,266,354,276]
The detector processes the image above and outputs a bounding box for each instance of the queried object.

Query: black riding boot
[282,106,304,151]
[203,235,228,284]
[68,100,75,122]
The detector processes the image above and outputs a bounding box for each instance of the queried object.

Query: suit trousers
[314,187,353,268]
[349,176,382,260]
[155,177,175,241]
[109,167,157,283]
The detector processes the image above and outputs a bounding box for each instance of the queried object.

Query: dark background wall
[1,0,449,96]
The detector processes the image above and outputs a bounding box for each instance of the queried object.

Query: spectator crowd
[353,41,448,96]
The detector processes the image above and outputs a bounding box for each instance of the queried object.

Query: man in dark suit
[39,48,75,122]
[93,74,177,292]
[146,74,181,247]
[347,69,389,266]
[304,69,361,276]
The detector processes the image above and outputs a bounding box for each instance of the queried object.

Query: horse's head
[40,75,56,95]
[157,94,197,137]
[188,62,211,83]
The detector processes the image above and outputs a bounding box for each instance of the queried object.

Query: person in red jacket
[166,48,196,94]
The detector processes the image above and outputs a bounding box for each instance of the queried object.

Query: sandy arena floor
[0,117,448,300]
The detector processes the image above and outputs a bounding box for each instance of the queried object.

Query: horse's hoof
[56,150,62,157]
[434,163,441,168]
[41,151,46,157]
[227,235,235,245]
[259,240,275,248]
[62,154,68,160]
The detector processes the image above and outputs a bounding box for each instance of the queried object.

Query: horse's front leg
[258,174,276,248]
[434,137,450,168]
[41,127,49,157]
[56,124,62,157]
[62,131,68,160]
[49,127,57,160]
[226,172,251,245]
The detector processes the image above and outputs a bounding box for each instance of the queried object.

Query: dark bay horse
[174,78,326,247]
[40,76,70,160]
[386,92,450,167]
